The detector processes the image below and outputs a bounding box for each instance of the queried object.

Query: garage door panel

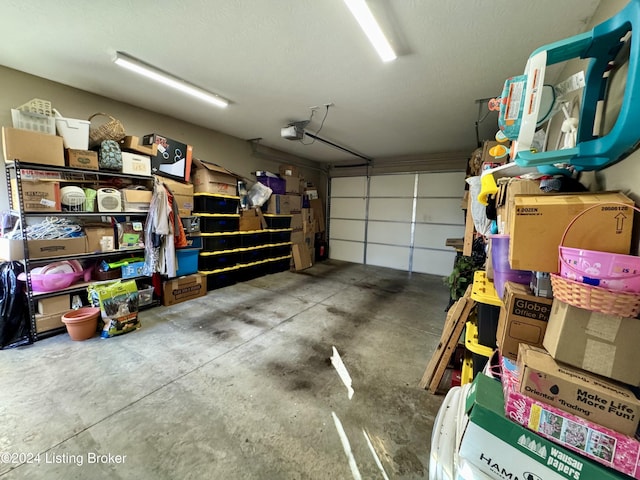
[417,172,465,197]
[412,249,457,276]
[368,198,413,222]
[329,219,365,242]
[368,221,411,246]
[369,174,415,197]
[330,197,367,220]
[415,198,464,224]
[414,224,466,249]
[366,244,410,271]
[331,176,367,197]
[329,240,364,263]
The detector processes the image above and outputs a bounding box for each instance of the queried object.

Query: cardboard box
[501,356,640,479]
[459,374,626,480]
[265,194,301,214]
[497,281,553,360]
[35,312,64,334]
[119,135,157,156]
[155,175,194,217]
[121,189,152,212]
[122,152,152,176]
[0,236,87,261]
[191,158,238,195]
[11,179,60,212]
[2,127,64,166]
[279,164,299,177]
[66,149,98,170]
[292,244,312,271]
[309,198,325,232]
[121,261,145,279]
[143,133,193,182]
[37,295,70,315]
[283,175,300,194]
[290,213,303,230]
[84,225,116,252]
[495,178,543,235]
[517,344,640,436]
[19,169,61,181]
[509,192,634,272]
[239,209,262,231]
[162,273,206,306]
[544,300,640,386]
[27,237,87,259]
[290,229,304,245]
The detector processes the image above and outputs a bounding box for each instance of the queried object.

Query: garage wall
[0,66,324,211]
[329,171,465,276]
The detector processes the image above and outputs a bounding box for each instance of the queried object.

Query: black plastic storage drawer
[269,243,292,258]
[202,233,240,251]
[239,231,270,248]
[198,215,240,233]
[477,303,500,348]
[239,247,270,265]
[194,194,240,214]
[269,257,291,274]
[269,229,292,244]
[206,269,238,291]
[263,214,292,229]
[199,251,240,271]
[236,263,268,282]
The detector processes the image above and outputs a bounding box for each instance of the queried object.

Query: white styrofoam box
[55,117,90,149]
[122,152,152,176]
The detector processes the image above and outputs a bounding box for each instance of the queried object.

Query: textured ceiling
[0,0,601,163]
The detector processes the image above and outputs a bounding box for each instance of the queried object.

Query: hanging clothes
[143,178,176,278]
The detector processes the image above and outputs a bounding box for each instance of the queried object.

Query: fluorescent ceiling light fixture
[113,52,228,108]
[343,0,396,62]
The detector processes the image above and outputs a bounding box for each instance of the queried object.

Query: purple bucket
[491,234,531,298]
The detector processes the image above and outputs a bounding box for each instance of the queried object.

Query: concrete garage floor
[0,260,449,479]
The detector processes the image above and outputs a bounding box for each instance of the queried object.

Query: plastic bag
[248,181,272,208]
[0,262,31,348]
[87,280,140,338]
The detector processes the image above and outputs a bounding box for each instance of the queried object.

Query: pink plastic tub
[18,269,91,292]
[559,246,640,292]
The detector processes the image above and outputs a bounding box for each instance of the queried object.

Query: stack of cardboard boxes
[269,164,325,271]
[470,181,640,478]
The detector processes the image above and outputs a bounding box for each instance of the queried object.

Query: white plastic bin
[55,117,90,150]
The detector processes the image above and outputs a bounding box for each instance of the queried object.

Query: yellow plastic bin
[471,270,503,348]
[465,320,494,378]
[461,351,474,386]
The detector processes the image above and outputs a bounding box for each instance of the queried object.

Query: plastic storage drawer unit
[193,193,240,214]
[205,267,238,291]
[269,229,292,244]
[202,232,240,251]
[197,214,240,233]
[239,247,270,265]
[263,214,292,229]
[465,321,494,378]
[471,270,502,348]
[199,250,240,271]
[239,231,270,248]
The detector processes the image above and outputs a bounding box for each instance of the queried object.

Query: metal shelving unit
[5,160,153,342]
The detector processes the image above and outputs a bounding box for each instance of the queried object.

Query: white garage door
[328,172,465,275]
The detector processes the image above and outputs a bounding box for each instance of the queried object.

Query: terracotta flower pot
[61,307,100,341]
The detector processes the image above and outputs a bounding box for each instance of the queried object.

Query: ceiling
[0,0,602,165]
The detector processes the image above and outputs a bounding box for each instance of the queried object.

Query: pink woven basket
[554,202,640,316]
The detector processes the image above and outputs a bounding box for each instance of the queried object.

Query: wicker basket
[88,113,126,148]
[550,273,640,317]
